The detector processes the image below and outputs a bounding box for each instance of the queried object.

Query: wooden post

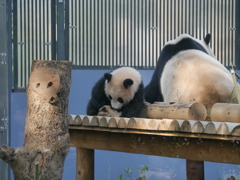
[77,148,94,180]
[0,60,72,179]
[186,160,204,180]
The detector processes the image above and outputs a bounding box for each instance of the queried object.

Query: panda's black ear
[104,73,112,82]
[123,78,134,89]
[204,34,211,45]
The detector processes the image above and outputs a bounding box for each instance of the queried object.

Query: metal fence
[13,0,238,91]
[69,0,236,68]
[13,0,55,90]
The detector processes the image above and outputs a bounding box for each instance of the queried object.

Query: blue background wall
[10,70,240,180]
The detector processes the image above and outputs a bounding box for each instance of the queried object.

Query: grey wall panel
[69,0,236,69]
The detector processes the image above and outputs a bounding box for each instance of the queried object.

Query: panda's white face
[108,92,125,110]
[105,80,133,110]
[104,67,142,110]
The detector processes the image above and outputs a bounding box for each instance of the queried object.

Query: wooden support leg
[77,148,94,180]
[186,160,204,180]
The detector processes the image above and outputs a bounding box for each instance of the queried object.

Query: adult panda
[145,34,236,111]
[87,67,144,117]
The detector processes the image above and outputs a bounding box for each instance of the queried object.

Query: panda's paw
[98,105,121,117]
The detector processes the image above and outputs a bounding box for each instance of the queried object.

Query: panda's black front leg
[121,86,145,118]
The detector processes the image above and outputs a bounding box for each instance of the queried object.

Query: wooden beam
[148,102,207,120]
[76,148,94,180]
[70,129,240,165]
[211,103,240,122]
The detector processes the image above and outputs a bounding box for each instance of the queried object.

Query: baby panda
[87,67,144,117]
[145,34,236,110]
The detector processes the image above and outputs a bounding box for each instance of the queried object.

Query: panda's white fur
[161,49,235,109]
[105,67,142,109]
[144,33,238,112]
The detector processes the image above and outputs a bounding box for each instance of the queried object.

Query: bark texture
[0,60,72,180]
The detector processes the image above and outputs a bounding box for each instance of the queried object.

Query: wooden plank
[108,117,118,128]
[211,103,240,122]
[148,102,207,120]
[82,116,99,126]
[99,116,108,127]
[69,115,74,125]
[72,116,240,137]
[76,148,94,180]
[202,122,216,134]
[117,118,129,128]
[180,120,191,132]
[191,121,204,133]
[217,123,229,135]
[73,115,82,125]
[70,129,240,165]
[147,119,161,130]
[232,125,240,136]
[158,119,180,131]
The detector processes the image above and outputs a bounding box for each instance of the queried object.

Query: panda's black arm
[86,76,110,115]
[121,82,145,118]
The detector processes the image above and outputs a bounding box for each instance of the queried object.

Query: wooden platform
[69,115,240,138]
[69,115,240,180]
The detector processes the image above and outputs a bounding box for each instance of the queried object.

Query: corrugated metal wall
[13,0,237,90]
[69,0,236,69]
[13,0,54,90]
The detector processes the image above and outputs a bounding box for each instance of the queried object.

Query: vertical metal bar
[229,0,233,66]
[32,0,36,60]
[219,0,222,63]
[20,0,24,87]
[90,0,93,66]
[136,0,139,67]
[51,0,56,60]
[13,0,18,91]
[79,0,83,66]
[57,0,65,60]
[109,0,112,66]
[65,0,69,60]
[95,0,98,66]
[235,0,240,68]
[72,0,75,64]
[116,0,119,66]
[98,0,102,66]
[127,0,130,67]
[82,0,86,65]
[25,0,29,87]
[101,0,107,66]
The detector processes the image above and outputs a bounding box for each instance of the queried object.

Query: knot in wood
[29,70,60,104]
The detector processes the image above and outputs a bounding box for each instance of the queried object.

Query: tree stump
[0,60,72,180]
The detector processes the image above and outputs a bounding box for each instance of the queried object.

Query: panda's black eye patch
[118,98,124,103]
[109,95,112,100]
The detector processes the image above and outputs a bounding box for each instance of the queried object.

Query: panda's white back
[161,49,235,109]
